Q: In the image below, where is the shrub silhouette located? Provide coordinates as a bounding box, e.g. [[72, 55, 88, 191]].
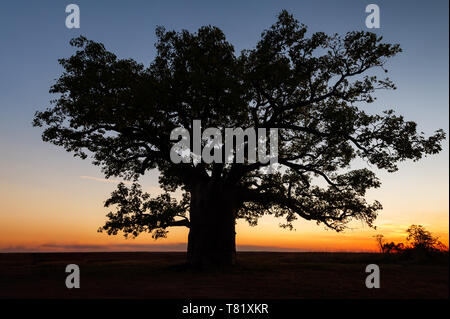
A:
[[375, 225, 448, 263], [406, 225, 446, 253]]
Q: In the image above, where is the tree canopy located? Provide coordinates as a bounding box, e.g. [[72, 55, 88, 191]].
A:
[[33, 10, 445, 240]]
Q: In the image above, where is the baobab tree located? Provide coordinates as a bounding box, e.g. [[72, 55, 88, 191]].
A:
[[33, 11, 445, 267]]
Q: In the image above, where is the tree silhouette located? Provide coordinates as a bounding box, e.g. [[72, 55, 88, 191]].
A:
[[406, 225, 446, 252], [374, 234, 386, 253], [33, 11, 445, 267]]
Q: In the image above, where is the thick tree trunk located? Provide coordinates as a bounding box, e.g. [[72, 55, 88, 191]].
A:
[[187, 180, 237, 268]]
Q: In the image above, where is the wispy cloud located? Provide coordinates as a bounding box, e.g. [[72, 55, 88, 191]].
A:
[[80, 176, 132, 185], [79, 176, 162, 195], [0, 245, 42, 252], [40, 242, 188, 251], [0, 243, 187, 252], [0, 243, 324, 253]]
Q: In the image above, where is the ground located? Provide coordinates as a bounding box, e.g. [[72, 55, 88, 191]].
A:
[[0, 252, 448, 298]]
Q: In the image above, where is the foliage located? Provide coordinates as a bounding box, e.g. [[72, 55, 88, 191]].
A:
[[406, 224, 447, 252], [33, 11, 445, 239], [374, 225, 448, 263]]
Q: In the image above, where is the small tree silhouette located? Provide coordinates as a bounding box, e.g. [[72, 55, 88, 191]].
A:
[[381, 241, 404, 254], [373, 234, 385, 253], [374, 225, 448, 262], [406, 225, 446, 252]]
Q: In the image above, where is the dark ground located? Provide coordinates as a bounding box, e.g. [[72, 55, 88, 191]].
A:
[[0, 252, 448, 298]]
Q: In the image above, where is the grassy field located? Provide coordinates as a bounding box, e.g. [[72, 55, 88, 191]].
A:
[[0, 252, 448, 299]]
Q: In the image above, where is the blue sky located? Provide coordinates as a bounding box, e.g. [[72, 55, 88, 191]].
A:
[[1, 0, 448, 145]]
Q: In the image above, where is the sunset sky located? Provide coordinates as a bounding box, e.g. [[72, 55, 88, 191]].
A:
[[0, 0, 448, 252]]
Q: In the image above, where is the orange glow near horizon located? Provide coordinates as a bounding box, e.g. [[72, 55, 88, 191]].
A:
[[0, 154, 448, 253], [1, 181, 448, 252]]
